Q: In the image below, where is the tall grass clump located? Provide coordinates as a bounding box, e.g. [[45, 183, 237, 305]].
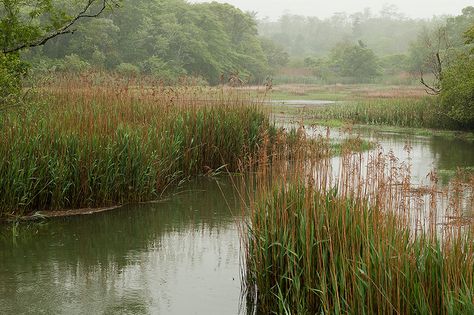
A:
[[0, 74, 271, 218], [312, 97, 465, 130], [243, 131, 474, 314]]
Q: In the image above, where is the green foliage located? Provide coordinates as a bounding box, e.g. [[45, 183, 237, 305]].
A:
[[0, 0, 116, 53], [140, 55, 186, 83], [28, 0, 274, 84], [59, 54, 90, 72], [379, 54, 409, 75], [446, 6, 474, 46], [305, 42, 381, 82], [467, 25, 474, 42], [466, 24, 474, 51], [259, 37, 289, 72], [330, 42, 381, 80], [408, 7, 474, 75], [115, 62, 139, 77], [259, 8, 433, 57], [440, 54, 474, 128], [0, 52, 28, 102]]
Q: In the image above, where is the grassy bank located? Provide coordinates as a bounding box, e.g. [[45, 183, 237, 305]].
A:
[[266, 84, 472, 132], [0, 76, 270, 218], [309, 97, 468, 131], [243, 138, 474, 314]]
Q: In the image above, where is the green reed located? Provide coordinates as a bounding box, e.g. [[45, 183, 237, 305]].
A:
[[0, 77, 270, 217], [311, 97, 463, 130], [243, 131, 474, 315]]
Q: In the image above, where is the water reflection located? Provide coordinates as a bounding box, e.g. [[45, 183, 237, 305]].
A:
[[0, 178, 244, 315], [296, 124, 474, 185]]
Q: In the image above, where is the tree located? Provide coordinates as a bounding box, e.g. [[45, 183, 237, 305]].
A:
[[0, 52, 28, 104], [417, 27, 451, 95], [411, 7, 474, 95], [0, 0, 118, 103], [466, 24, 474, 48], [329, 41, 381, 81], [440, 54, 474, 128], [260, 37, 289, 72]]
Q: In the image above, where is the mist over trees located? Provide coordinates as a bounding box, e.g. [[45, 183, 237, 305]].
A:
[[2, 1, 473, 99], [19, 0, 285, 84], [258, 5, 438, 58]]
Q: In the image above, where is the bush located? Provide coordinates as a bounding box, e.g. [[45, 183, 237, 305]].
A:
[[59, 54, 91, 73], [116, 63, 140, 77], [0, 53, 29, 103], [140, 56, 186, 83], [441, 54, 474, 129]]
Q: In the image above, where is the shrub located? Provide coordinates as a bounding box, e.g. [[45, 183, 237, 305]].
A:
[[116, 63, 140, 77], [140, 56, 186, 83], [441, 54, 474, 129], [0, 53, 29, 103], [59, 54, 91, 73]]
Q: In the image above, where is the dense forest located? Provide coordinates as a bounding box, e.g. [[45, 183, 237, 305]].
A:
[[13, 0, 288, 84], [2, 2, 473, 87], [1, 2, 473, 127]]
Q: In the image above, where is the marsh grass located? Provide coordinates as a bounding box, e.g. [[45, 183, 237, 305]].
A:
[[242, 127, 474, 314], [0, 74, 271, 217], [309, 97, 466, 130]]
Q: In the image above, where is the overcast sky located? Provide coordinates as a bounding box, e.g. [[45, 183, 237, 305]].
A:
[[190, 0, 473, 20]]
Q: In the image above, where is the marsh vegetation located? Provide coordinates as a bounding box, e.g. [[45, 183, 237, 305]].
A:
[[1, 1, 473, 314]]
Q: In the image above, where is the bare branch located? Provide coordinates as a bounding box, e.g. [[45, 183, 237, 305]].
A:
[[420, 71, 441, 95], [2, 0, 117, 54]]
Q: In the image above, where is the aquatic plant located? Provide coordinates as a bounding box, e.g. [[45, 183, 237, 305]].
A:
[[243, 129, 474, 314], [0, 74, 270, 217]]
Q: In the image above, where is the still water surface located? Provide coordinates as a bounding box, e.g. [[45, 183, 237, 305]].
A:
[[0, 179, 244, 315], [0, 120, 473, 314]]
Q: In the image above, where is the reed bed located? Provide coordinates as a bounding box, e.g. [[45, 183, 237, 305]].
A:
[[242, 127, 474, 314], [0, 74, 271, 217], [311, 97, 463, 130]]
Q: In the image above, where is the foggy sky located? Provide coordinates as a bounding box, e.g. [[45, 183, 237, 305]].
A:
[[190, 0, 473, 20]]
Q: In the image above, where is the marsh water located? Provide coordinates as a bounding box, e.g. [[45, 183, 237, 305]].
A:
[[1, 108, 474, 314], [0, 179, 245, 315]]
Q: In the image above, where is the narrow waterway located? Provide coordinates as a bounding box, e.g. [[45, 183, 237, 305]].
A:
[[1, 104, 473, 314]]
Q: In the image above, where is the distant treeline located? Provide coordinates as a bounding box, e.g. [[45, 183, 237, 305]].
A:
[[258, 6, 438, 57], [259, 6, 474, 83], [13, 3, 474, 87], [24, 0, 288, 84]]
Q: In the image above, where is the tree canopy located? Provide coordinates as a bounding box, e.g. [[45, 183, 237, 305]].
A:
[[23, 0, 284, 84]]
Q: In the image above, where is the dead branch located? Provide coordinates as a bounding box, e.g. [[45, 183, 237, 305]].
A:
[[420, 71, 441, 95]]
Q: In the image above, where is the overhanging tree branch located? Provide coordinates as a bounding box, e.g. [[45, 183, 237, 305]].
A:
[[2, 0, 119, 54]]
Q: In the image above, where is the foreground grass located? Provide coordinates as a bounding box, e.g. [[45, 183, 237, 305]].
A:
[[246, 184, 474, 314], [243, 136, 474, 314], [0, 77, 270, 218]]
